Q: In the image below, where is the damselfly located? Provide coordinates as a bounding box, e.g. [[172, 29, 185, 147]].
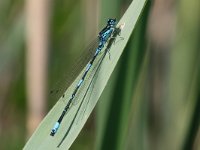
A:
[[50, 18, 123, 136]]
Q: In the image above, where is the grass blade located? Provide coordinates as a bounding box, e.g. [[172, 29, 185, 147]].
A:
[[23, 0, 147, 149]]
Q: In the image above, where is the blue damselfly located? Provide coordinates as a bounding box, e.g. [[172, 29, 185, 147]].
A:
[[50, 19, 125, 136]]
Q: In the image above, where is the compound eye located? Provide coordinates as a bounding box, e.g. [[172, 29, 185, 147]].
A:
[[107, 18, 116, 26]]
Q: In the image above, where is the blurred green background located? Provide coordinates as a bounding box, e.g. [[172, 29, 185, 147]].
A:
[[0, 0, 199, 150]]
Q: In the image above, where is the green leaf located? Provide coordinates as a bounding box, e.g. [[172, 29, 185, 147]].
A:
[[23, 0, 147, 149]]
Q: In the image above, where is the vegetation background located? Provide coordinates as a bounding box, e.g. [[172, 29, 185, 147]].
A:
[[0, 0, 199, 150]]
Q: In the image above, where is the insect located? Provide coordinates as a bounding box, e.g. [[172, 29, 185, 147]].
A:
[[50, 18, 119, 136]]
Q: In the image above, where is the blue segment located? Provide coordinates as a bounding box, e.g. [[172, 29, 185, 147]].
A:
[[50, 122, 60, 136], [53, 122, 60, 130], [77, 79, 83, 87], [86, 63, 92, 71], [103, 30, 111, 38], [94, 50, 99, 55]]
